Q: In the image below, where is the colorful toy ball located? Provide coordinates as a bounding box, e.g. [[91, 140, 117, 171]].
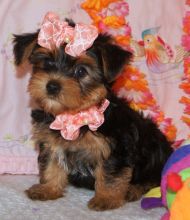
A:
[[141, 144, 190, 220], [161, 144, 190, 220]]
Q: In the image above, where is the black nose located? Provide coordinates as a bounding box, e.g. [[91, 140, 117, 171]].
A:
[[46, 81, 61, 95]]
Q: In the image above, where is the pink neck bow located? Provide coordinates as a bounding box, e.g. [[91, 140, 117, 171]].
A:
[[50, 99, 110, 141], [38, 12, 98, 57]]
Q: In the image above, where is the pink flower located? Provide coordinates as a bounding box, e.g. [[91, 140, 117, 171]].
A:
[[99, 1, 129, 18], [98, 21, 109, 33], [158, 118, 173, 132], [186, 0, 190, 6], [182, 35, 190, 50], [184, 105, 190, 114], [109, 1, 129, 17], [103, 24, 131, 38], [124, 24, 131, 35]]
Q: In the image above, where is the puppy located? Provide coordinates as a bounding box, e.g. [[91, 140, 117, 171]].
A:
[[13, 12, 172, 211]]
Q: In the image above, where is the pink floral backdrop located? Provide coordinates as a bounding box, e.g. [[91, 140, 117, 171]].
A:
[[0, 0, 190, 174]]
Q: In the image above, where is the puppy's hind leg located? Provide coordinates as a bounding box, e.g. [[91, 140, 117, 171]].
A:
[[88, 166, 132, 211], [125, 183, 157, 202]]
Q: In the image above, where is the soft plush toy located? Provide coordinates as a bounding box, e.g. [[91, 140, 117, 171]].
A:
[[141, 144, 190, 220]]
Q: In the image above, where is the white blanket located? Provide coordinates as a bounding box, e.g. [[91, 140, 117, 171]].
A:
[[0, 175, 165, 220]]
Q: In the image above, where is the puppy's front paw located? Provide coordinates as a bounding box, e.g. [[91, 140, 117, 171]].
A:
[[88, 196, 125, 211], [25, 184, 63, 201]]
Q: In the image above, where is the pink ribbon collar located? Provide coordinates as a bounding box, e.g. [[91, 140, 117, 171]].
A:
[[50, 99, 110, 141], [38, 12, 98, 57]]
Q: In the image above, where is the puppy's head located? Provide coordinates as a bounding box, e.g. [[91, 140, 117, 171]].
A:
[[13, 22, 132, 115]]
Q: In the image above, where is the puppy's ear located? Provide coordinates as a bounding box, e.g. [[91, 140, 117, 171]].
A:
[[13, 32, 38, 66], [93, 35, 132, 82], [101, 43, 132, 82]]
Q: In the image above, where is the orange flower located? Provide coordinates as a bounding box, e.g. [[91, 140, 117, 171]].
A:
[[180, 96, 190, 104], [103, 16, 125, 28], [142, 98, 156, 107], [184, 57, 190, 77], [129, 103, 140, 111], [183, 12, 190, 34], [115, 35, 131, 46], [155, 112, 165, 124], [179, 82, 190, 94], [165, 126, 177, 142], [124, 80, 147, 92], [181, 115, 190, 126], [113, 66, 148, 92], [81, 0, 117, 12]]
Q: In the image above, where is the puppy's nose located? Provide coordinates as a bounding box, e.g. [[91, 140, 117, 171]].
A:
[[46, 81, 61, 95]]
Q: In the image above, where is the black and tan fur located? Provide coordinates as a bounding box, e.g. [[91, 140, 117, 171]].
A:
[[13, 23, 173, 211]]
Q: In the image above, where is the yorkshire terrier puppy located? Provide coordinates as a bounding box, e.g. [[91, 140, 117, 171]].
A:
[[13, 12, 172, 211]]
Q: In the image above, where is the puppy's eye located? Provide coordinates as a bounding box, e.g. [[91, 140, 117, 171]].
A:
[[44, 58, 56, 68], [74, 66, 88, 78]]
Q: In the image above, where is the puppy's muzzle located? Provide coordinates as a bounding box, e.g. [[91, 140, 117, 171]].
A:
[[46, 80, 61, 95]]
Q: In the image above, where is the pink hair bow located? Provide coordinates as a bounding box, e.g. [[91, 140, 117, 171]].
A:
[[38, 12, 98, 57], [50, 99, 110, 141]]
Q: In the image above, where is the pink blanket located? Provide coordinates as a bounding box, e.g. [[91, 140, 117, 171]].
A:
[[0, 0, 189, 174]]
